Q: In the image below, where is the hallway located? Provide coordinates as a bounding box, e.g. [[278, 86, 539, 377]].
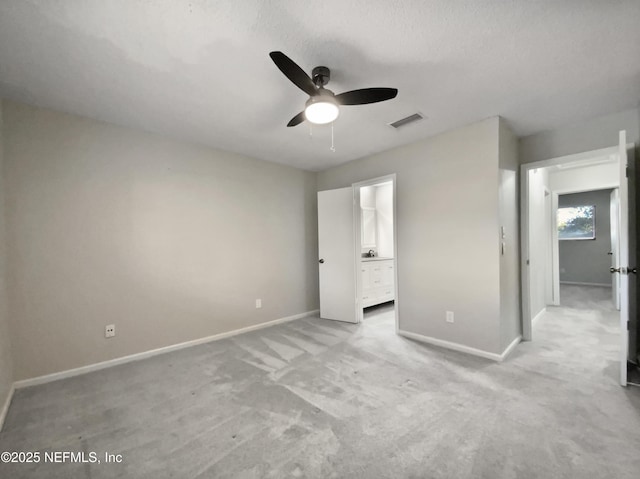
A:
[[514, 285, 623, 387]]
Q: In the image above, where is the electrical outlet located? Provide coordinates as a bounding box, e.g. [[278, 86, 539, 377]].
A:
[[446, 311, 454, 323], [255, 299, 262, 309], [105, 324, 115, 338]]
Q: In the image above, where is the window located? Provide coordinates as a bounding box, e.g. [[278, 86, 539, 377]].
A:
[[557, 205, 595, 240]]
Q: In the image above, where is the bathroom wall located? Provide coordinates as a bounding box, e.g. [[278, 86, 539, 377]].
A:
[[360, 185, 377, 255], [360, 184, 393, 257], [375, 183, 394, 258]]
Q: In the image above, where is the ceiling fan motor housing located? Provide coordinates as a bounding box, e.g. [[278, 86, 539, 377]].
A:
[[268, 51, 398, 127], [312, 66, 330, 87]]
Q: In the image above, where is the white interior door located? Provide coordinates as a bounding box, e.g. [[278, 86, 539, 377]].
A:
[[616, 131, 629, 386], [318, 188, 357, 323], [610, 189, 620, 310]]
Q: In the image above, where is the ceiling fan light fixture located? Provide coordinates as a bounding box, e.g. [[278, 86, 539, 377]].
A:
[[304, 96, 339, 125]]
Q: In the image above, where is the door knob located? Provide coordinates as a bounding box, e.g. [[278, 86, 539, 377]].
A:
[[630, 267, 637, 275], [610, 267, 621, 273], [607, 251, 613, 255], [319, 259, 325, 264]]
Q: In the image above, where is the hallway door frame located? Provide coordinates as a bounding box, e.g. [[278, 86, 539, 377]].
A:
[[521, 134, 635, 387], [521, 145, 620, 341]]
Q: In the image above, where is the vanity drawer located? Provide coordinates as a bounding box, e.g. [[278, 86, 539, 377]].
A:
[[376, 287, 395, 303], [361, 259, 394, 307]]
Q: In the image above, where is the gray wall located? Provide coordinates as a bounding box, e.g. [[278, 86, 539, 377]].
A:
[[319, 117, 505, 355], [558, 189, 612, 285], [498, 119, 522, 350], [558, 189, 613, 286], [0, 102, 14, 418], [519, 108, 639, 165], [3, 100, 319, 381]]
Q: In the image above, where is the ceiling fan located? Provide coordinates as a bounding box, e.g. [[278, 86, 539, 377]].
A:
[[269, 51, 398, 127]]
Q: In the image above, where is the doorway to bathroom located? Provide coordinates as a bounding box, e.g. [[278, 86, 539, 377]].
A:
[[353, 175, 398, 331], [316, 174, 398, 329]]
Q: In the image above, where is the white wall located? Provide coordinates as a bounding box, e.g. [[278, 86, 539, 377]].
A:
[[319, 117, 504, 354], [3, 100, 319, 381], [360, 185, 376, 255], [375, 183, 394, 258], [0, 102, 14, 420], [360, 186, 376, 208], [498, 119, 521, 350], [360, 184, 393, 258], [549, 162, 619, 193], [528, 168, 551, 319]]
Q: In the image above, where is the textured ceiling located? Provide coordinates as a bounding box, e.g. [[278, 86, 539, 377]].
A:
[[1, 1, 639, 171]]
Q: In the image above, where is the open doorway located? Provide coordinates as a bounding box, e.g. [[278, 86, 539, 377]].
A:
[[521, 132, 637, 386], [556, 189, 617, 295], [316, 174, 398, 331], [353, 175, 398, 331]]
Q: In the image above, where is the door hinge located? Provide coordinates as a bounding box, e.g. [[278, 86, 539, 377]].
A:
[[628, 320, 631, 331], [626, 166, 629, 178]]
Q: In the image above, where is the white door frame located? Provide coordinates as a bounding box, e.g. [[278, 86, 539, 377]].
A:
[[550, 191, 560, 306], [610, 189, 621, 310], [352, 174, 399, 332], [520, 145, 619, 341], [543, 187, 555, 306], [616, 131, 630, 386]]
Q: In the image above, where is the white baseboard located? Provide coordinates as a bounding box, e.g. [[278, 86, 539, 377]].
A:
[[560, 281, 611, 288], [398, 330, 520, 362], [0, 383, 15, 432], [532, 308, 546, 327], [397, 330, 497, 360], [500, 335, 522, 361], [14, 309, 319, 389]]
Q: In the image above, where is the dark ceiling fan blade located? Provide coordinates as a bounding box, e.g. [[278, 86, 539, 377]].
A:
[[269, 51, 318, 97], [335, 88, 398, 105], [287, 111, 305, 127]]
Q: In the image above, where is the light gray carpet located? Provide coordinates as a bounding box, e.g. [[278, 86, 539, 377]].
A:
[[1, 289, 639, 478]]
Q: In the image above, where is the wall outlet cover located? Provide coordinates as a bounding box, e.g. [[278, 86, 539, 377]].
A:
[[446, 311, 454, 323], [105, 324, 115, 338], [255, 299, 262, 309]]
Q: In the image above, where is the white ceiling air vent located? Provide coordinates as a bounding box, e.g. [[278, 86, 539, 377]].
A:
[[388, 113, 424, 129]]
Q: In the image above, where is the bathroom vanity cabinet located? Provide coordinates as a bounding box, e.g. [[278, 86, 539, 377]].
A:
[[361, 258, 395, 308]]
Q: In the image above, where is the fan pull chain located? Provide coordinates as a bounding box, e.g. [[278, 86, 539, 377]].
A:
[[330, 122, 336, 152]]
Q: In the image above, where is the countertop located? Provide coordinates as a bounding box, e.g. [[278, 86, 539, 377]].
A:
[[361, 257, 394, 262]]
